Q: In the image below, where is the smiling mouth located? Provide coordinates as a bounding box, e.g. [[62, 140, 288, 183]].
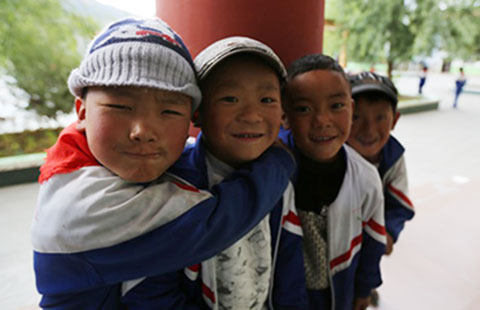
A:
[[232, 133, 265, 139], [357, 138, 378, 146], [310, 135, 335, 143]]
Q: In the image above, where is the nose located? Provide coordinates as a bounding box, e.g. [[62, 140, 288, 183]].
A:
[[237, 103, 263, 123], [312, 111, 331, 128], [357, 118, 374, 135], [129, 118, 158, 143]]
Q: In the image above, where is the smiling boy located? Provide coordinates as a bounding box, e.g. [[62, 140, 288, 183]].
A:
[[280, 54, 386, 310], [347, 71, 414, 256], [126, 36, 307, 310]]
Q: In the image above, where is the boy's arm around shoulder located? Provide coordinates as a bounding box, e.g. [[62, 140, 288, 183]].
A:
[[121, 270, 205, 310], [383, 155, 415, 242], [31, 145, 296, 296], [355, 165, 386, 298], [269, 182, 308, 310]]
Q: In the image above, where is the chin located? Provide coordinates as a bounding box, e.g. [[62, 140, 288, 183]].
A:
[[230, 153, 263, 166], [120, 170, 162, 184]]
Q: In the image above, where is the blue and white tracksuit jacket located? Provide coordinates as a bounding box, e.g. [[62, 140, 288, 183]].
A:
[[122, 134, 308, 309], [279, 129, 387, 310], [378, 136, 414, 242], [30, 122, 295, 310]]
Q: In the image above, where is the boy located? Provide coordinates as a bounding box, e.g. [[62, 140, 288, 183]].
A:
[[122, 36, 307, 310], [31, 18, 297, 309], [453, 67, 467, 108], [280, 54, 386, 310], [347, 71, 415, 256]]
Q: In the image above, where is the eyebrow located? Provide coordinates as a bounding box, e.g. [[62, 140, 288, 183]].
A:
[[104, 88, 134, 97], [327, 92, 349, 99], [288, 91, 349, 102], [155, 93, 190, 105], [214, 81, 279, 92], [257, 82, 280, 92]]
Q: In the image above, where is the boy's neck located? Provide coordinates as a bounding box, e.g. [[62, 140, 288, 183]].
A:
[[365, 152, 382, 165], [295, 148, 347, 209], [298, 149, 345, 172]]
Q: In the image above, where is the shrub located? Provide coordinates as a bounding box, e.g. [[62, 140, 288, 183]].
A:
[[0, 128, 62, 157]]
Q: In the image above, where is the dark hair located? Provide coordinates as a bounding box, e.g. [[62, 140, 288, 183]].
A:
[[287, 54, 348, 83], [81, 87, 89, 99]]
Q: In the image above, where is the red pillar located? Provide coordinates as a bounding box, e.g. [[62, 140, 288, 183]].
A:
[[156, 0, 325, 137], [156, 0, 325, 67]]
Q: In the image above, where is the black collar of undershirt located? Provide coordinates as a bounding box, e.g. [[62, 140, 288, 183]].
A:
[[294, 148, 347, 214]]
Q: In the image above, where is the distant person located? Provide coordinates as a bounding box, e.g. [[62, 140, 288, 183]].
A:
[[418, 65, 428, 94], [30, 17, 296, 309], [347, 71, 415, 306], [453, 67, 467, 108], [280, 54, 386, 310]]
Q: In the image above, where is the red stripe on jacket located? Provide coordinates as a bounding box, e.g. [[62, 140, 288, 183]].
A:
[[364, 219, 387, 236], [202, 282, 216, 304], [387, 183, 414, 208], [330, 234, 363, 269], [172, 181, 200, 193], [282, 211, 301, 226]]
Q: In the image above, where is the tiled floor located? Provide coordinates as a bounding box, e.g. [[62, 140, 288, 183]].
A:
[[1, 72, 479, 309]]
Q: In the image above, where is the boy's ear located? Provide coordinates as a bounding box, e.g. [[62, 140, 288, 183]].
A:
[[75, 97, 87, 132], [392, 111, 400, 130], [282, 113, 290, 129]]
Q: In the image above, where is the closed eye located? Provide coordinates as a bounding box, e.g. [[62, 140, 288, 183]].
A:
[[105, 104, 132, 111], [162, 110, 185, 116]]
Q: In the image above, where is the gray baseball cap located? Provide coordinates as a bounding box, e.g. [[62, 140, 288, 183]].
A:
[[194, 36, 287, 82]]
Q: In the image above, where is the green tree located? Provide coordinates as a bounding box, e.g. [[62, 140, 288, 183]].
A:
[[0, 0, 98, 118], [326, 0, 480, 77]]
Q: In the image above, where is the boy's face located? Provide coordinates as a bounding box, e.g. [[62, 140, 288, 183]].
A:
[[76, 86, 192, 183], [198, 56, 282, 167], [284, 69, 353, 162], [347, 97, 400, 163]]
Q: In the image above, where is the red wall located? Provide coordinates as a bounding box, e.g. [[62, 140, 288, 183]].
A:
[[156, 0, 325, 68]]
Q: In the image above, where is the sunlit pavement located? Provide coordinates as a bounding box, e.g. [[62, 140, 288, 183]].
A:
[[375, 72, 480, 310], [1, 72, 479, 310], [1, 182, 40, 309]]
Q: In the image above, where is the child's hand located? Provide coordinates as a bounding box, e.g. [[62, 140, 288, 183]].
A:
[[353, 296, 371, 310], [385, 232, 394, 255]]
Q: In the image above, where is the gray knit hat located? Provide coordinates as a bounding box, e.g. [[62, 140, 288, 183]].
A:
[[194, 36, 286, 82], [68, 17, 201, 111]]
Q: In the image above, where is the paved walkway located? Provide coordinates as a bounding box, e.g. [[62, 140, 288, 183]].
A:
[[1, 72, 479, 309], [373, 72, 480, 310]]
